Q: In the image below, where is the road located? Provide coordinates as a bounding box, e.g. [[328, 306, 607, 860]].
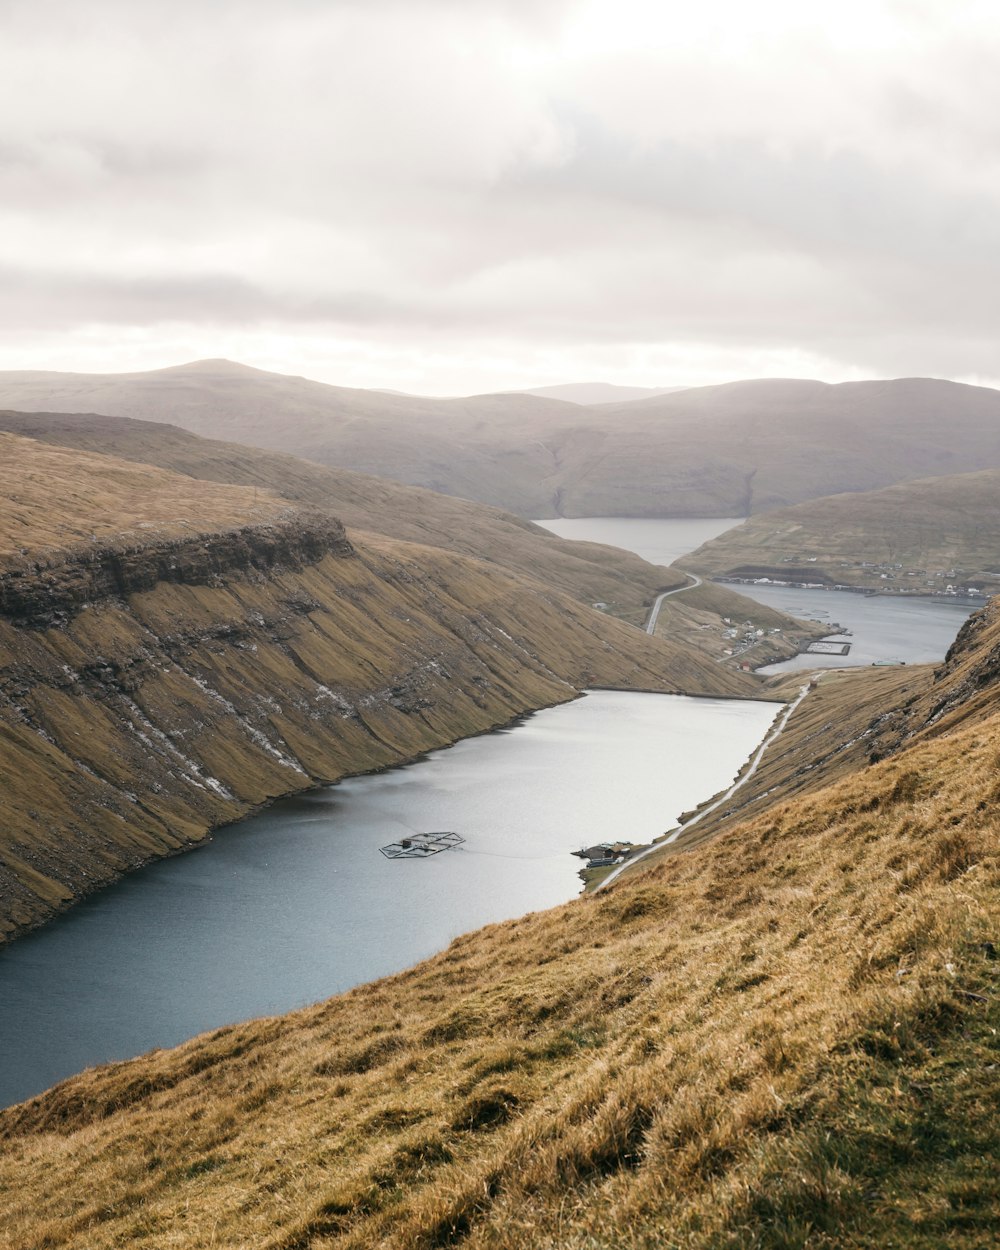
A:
[[645, 572, 703, 634], [595, 680, 813, 891]]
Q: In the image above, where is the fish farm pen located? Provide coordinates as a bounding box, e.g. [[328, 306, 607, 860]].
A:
[[380, 832, 465, 859]]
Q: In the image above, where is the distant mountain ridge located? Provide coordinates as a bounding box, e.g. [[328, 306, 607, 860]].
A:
[[1, 361, 999, 517], [514, 382, 687, 404]]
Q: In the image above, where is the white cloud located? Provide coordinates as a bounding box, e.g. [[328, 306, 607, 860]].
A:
[[1, 0, 999, 391]]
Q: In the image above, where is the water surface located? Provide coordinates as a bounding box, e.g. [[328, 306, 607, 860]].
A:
[[538, 517, 976, 672], [725, 583, 975, 674], [535, 517, 742, 568], [0, 690, 776, 1108]]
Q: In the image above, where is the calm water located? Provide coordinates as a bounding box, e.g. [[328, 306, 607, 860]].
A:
[[535, 517, 742, 567], [0, 690, 776, 1108], [540, 518, 976, 673], [725, 583, 975, 674]]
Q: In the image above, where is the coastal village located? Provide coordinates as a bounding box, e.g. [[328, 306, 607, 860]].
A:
[[717, 558, 990, 597]]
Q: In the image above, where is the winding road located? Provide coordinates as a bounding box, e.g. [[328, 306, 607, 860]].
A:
[[645, 572, 703, 634], [595, 680, 813, 891]]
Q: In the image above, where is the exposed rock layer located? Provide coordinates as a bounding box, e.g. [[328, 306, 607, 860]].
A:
[[0, 513, 754, 942], [0, 512, 351, 626]]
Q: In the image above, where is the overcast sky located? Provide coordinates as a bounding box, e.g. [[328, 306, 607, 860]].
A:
[[3, 0, 999, 393]]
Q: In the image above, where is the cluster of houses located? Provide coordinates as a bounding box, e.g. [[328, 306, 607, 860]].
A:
[[720, 618, 784, 659]]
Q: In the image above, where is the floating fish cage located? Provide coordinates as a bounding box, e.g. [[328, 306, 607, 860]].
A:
[[805, 640, 851, 656], [380, 831, 465, 859]]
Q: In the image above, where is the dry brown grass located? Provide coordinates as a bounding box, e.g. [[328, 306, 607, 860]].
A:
[[658, 664, 929, 853], [1, 701, 997, 1249], [0, 411, 682, 620], [0, 431, 287, 561]]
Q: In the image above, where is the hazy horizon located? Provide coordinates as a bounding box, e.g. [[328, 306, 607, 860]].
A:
[[5, 355, 998, 404]]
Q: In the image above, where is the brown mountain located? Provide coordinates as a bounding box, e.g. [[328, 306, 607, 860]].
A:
[[0, 359, 577, 515], [3, 363, 1000, 517], [0, 408, 830, 667], [0, 408, 683, 623]]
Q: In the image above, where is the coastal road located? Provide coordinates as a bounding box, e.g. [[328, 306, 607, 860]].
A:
[[595, 680, 813, 891], [645, 572, 703, 634]]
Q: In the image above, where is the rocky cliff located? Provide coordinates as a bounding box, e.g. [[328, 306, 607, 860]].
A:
[[0, 511, 351, 626]]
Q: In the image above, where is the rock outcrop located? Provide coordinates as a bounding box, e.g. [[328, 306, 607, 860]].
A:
[[0, 512, 352, 627]]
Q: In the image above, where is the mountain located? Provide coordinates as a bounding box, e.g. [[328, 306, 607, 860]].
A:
[[3, 364, 1000, 517], [0, 359, 580, 515], [0, 431, 757, 942], [0, 408, 684, 625], [681, 468, 1000, 594], [0, 408, 826, 665], [515, 382, 687, 404], [554, 375, 1000, 517], [2, 589, 997, 1247]]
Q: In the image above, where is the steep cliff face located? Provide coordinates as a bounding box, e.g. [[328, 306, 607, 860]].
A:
[[0, 501, 756, 942], [860, 596, 1000, 754], [0, 511, 351, 626]]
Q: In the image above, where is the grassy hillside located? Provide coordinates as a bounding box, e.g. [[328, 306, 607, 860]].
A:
[[1, 640, 997, 1247], [625, 592, 1000, 869], [0, 435, 755, 941], [1, 409, 827, 656], [864, 595, 1000, 751], [682, 468, 1000, 594], [656, 665, 929, 854], [0, 410, 683, 624], [3, 363, 1000, 517], [0, 431, 288, 559]]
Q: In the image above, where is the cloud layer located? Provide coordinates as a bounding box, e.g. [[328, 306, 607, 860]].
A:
[[3, 0, 999, 391]]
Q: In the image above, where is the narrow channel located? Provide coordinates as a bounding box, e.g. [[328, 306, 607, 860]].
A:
[[0, 689, 777, 1108]]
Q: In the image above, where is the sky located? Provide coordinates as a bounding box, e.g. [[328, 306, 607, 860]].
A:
[[3, 0, 1000, 394]]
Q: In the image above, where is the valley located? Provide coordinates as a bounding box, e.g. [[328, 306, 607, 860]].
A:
[[1, 589, 997, 1249], [8, 8, 1000, 1246], [0, 370, 997, 1250]]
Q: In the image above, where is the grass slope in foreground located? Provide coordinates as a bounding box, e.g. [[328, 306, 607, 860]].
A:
[[1, 621, 997, 1247]]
